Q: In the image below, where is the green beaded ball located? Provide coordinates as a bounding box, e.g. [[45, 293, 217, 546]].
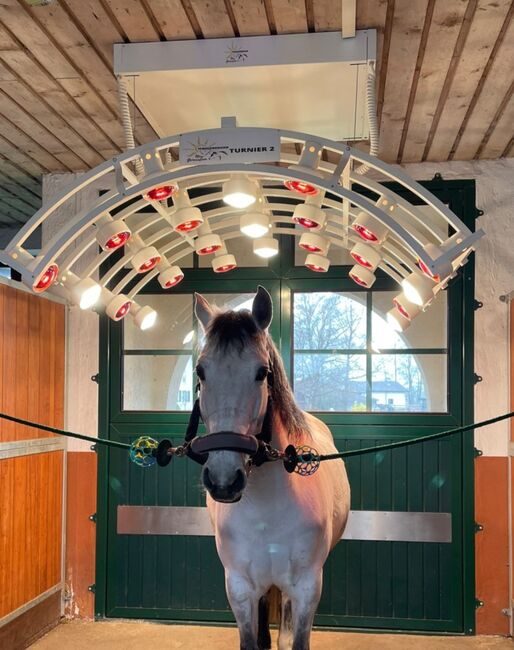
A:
[[130, 436, 158, 468]]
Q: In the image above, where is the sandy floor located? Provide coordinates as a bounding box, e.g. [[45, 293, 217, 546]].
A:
[[30, 620, 512, 649]]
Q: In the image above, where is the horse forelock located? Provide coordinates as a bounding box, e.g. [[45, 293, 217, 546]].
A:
[[201, 310, 308, 440]]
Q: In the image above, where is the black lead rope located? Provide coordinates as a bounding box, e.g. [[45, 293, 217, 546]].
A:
[[1, 409, 514, 476]]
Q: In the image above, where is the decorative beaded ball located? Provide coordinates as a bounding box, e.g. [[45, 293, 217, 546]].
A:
[[130, 436, 158, 468], [294, 445, 321, 476]]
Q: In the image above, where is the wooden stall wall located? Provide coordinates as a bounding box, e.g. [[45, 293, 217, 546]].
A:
[[0, 283, 65, 649]]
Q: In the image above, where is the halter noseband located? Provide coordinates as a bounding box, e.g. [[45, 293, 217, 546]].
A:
[[155, 371, 275, 468]]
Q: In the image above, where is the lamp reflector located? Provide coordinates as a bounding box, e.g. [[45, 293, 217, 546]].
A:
[[349, 264, 376, 288], [195, 234, 222, 256], [131, 246, 161, 273], [292, 204, 326, 230], [350, 242, 381, 271], [158, 265, 184, 289], [212, 254, 237, 273], [173, 206, 203, 233], [144, 185, 177, 202], [352, 212, 388, 245], [299, 232, 329, 255], [284, 180, 319, 196], [33, 263, 59, 293], [106, 294, 132, 321], [96, 220, 131, 251], [305, 253, 329, 273]]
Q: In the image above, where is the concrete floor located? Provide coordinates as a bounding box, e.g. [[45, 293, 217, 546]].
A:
[[31, 621, 512, 649]]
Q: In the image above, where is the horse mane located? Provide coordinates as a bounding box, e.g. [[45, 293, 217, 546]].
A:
[[203, 309, 307, 440]]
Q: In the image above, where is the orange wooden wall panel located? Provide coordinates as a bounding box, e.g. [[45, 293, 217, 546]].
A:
[[0, 285, 65, 442], [0, 451, 63, 618]]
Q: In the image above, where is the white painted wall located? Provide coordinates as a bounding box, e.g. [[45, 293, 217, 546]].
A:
[[42, 158, 513, 455], [403, 158, 514, 457]]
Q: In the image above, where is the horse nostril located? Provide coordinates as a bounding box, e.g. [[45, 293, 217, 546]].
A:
[[203, 467, 214, 490], [230, 469, 246, 493]]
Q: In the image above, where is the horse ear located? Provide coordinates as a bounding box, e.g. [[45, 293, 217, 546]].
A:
[[195, 293, 214, 332], [252, 286, 273, 331]]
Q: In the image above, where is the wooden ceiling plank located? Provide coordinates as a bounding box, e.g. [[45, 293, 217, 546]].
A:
[[0, 196, 36, 218], [270, 0, 308, 34], [188, 0, 235, 37], [0, 174, 40, 211], [0, 133, 47, 177], [480, 91, 514, 158], [377, 0, 429, 163], [0, 151, 41, 186], [0, 58, 104, 168], [0, 2, 127, 152], [313, 0, 341, 32], [101, 0, 162, 41], [0, 49, 121, 159], [475, 78, 514, 158], [0, 122, 66, 173], [426, 0, 512, 162], [400, 0, 467, 163], [452, 7, 514, 160], [0, 159, 41, 197], [142, 0, 198, 39], [50, 0, 157, 145], [229, 0, 270, 36], [0, 205, 28, 226], [0, 90, 88, 171]]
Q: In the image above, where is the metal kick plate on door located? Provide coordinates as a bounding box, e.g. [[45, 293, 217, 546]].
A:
[[117, 506, 452, 543]]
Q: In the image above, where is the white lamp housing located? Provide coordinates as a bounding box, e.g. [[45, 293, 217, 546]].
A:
[[172, 206, 203, 234], [96, 219, 132, 251], [253, 237, 279, 258], [70, 277, 102, 310], [158, 265, 184, 289], [393, 293, 421, 321], [195, 233, 222, 255], [350, 242, 382, 271], [352, 211, 388, 245], [401, 271, 435, 307], [293, 203, 326, 230], [212, 253, 237, 273], [298, 232, 330, 255], [349, 264, 376, 288], [223, 178, 258, 209], [132, 304, 158, 330], [305, 253, 330, 273], [131, 246, 161, 273], [240, 212, 270, 238], [106, 294, 132, 321], [386, 308, 410, 332]]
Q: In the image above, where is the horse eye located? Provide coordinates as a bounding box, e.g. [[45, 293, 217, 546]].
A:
[[196, 365, 206, 381], [255, 366, 268, 382]]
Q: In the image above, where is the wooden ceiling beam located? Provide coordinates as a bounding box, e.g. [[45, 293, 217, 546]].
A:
[[399, 0, 468, 164], [228, 0, 270, 36], [271, 0, 308, 34], [263, 0, 277, 35], [482, 92, 514, 158], [0, 115, 71, 172], [178, 0, 205, 38], [451, 3, 514, 160], [187, 0, 235, 38], [141, 0, 198, 39], [426, 0, 512, 162], [377, 0, 429, 163], [448, 1, 514, 159], [475, 78, 514, 158]]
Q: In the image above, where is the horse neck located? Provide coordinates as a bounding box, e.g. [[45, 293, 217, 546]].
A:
[[270, 413, 291, 450]]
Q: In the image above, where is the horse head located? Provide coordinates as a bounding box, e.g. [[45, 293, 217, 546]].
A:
[[194, 286, 273, 503]]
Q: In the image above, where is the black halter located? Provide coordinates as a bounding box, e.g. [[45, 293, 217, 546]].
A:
[[155, 373, 275, 468]]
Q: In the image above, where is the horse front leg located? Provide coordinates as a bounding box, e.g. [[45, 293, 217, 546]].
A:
[[225, 571, 261, 650], [288, 571, 323, 650]]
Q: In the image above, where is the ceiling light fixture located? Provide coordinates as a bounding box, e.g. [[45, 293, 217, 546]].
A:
[[157, 264, 184, 289], [401, 271, 435, 307], [212, 252, 237, 273], [32, 263, 59, 293], [293, 196, 326, 230], [305, 253, 329, 273], [131, 246, 162, 273], [69, 276, 102, 310], [195, 233, 222, 256], [284, 140, 324, 196], [352, 211, 388, 245], [171, 190, 203, 233], [298, 232, 330, 255], [350, 242, 381, 271], [106, 294, 132, 321], [144, 184, 178, 202], [393, 293, 421, 321], [240, 212, 269, 238], [386, 308, 410, 332], [349, 264, 376, 288], [132, 304, 158, 330], [223, 178, 258, 209], [253, 237, 279, 258], [95, 218, 131, 251]]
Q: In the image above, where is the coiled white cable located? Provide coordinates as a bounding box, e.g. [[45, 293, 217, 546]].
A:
[[355, 61, 379, 176], [117, 76, 144, 175]]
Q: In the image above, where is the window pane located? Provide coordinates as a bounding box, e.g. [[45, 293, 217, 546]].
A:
[[124, 294, 193, 350], [372, 290, 447, 350], [203, 293, 254, 311], [294, 292, 367, 350], [123, 355, 193, 411], [371, 354, 447, 412], [294, 353, 367, 411]]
